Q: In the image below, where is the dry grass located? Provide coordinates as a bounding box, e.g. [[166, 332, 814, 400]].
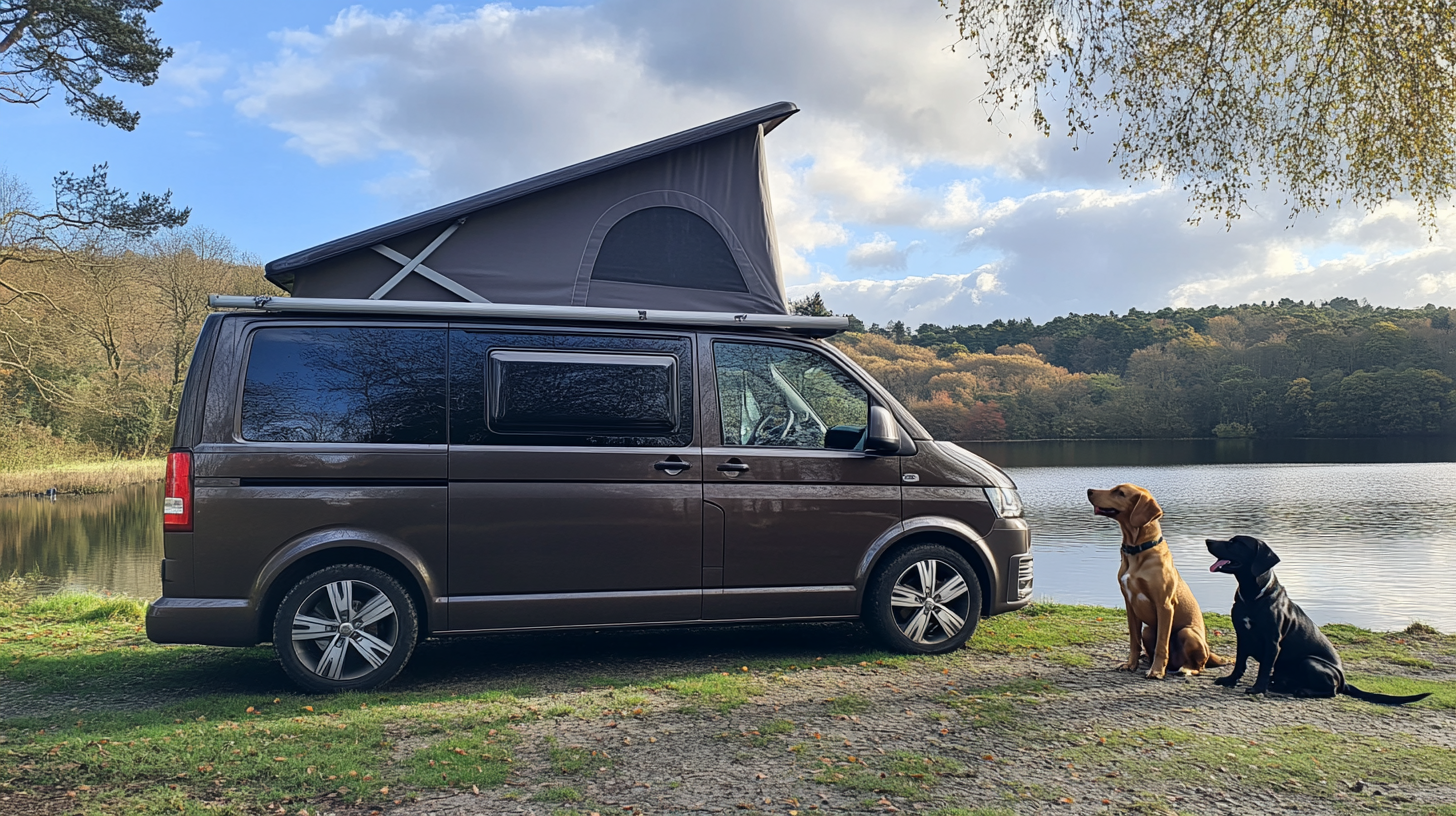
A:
[[0, 458, 165, 495]]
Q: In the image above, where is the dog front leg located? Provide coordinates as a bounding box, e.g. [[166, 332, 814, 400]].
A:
[[1247, 641, 1279, 695], [1119, 605, 1142, 671], [1146, 601, 1175, 679], [1214, 636, 1249, 687]]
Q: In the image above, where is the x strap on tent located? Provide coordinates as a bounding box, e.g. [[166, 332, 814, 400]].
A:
[[368, 218, 489, 302]]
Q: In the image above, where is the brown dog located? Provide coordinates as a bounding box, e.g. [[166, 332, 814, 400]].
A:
[[1086, 484, 1228, 679]]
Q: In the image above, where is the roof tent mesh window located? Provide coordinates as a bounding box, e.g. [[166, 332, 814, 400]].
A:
[[591, 206, 749, 292], [240, 327, 447, 444]]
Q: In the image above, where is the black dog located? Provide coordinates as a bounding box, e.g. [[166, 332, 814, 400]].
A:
[[1205, 535, 1430, 705]]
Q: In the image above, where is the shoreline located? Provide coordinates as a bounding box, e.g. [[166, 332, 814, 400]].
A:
[[0, 459, 165, 497]]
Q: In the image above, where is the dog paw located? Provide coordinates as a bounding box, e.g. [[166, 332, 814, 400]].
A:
[[1213, 676, 1238, 687], [1245, 686, 1267, 696], [1116, 660, 1139, 672], [1145, 669, 1166, 680]]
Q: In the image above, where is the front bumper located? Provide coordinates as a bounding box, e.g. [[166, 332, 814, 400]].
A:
[[985, 518, 1033, 615], [146, 597, 258, 647]]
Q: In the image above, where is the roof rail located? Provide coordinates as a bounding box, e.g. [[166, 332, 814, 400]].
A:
[[208, 295, 848, 336]]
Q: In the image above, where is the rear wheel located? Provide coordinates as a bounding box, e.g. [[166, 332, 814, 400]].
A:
[[272, 564, 418, 692], [865, 543, 981, 654]]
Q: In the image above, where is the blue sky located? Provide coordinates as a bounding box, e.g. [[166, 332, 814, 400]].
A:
[[4, 1, 1453, 325]]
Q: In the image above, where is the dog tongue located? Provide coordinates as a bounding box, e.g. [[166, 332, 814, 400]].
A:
[[1210, 559, 1232, 573]]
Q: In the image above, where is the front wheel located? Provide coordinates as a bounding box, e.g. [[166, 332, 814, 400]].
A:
[[272, 564, 418, 692], [865, 544, 982, 654]]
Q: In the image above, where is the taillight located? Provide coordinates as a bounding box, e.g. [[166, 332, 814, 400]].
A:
[[164, 450, 193, 532]]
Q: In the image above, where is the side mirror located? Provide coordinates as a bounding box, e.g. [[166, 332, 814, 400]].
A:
[[865, 406, 902, 454]]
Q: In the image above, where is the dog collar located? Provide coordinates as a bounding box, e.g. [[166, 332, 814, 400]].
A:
[[1122, 536, 1165, 555]]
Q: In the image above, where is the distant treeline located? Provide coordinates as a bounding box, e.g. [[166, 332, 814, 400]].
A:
[[821, 296, 1456, 440]]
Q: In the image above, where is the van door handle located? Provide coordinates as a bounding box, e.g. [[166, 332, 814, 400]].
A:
[[654, 459, 692, 474], [716, 462, 751, 472]]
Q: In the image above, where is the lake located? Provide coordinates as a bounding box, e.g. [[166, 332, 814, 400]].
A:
[[3, 439, 1453, 632], [968, 439, 1456, 632]]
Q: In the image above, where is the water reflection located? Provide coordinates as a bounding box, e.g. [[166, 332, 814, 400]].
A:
[[0, 482, 162, 599]]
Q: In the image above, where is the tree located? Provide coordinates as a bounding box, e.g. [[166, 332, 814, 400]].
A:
[[788, 291, 832, 317], [0, 0, 170, 130], [941, 1, 1456, 227]]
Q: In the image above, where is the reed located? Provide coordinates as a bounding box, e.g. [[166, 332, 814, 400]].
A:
[[0, 459, 165, 496]]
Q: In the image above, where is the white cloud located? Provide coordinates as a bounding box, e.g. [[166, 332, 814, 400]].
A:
[[229, 0, 1456, 325], [789, 268, 1004, 326], [230, 1, 1060, 259], [847, 233, 923, 271], [159, 43, 230, 107]]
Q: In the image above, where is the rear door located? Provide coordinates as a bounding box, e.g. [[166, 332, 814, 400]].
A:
[[700, 337, 901, 620], [445, 327, 703, 631]]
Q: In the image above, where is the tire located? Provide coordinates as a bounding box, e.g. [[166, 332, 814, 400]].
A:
[[272, 564, 418, 692], [865, 543, 982, 655]]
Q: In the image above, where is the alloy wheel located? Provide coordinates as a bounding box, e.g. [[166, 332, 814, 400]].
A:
[[889, 559, 972, 645], [290, 579, 400, 681]]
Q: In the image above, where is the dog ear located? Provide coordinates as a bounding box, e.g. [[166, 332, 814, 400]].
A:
[[1126, 492, 1163, 529], [1251, 538, 1281, 575]]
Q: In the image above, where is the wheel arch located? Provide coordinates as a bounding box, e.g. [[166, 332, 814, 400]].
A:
[[856, 517, 998, 618], [251, 529, 437, 643]]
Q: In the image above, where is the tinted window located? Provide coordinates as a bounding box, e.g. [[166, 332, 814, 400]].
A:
[[592, 207, 749, 292], [241, 327, 446, 444], [489, 350, 678, 435], [714, 342, 868, 449], [451, 330, 694, 447]]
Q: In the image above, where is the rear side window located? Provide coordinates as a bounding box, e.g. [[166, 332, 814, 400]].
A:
[[241, 327, 447, 444], [452, 330, 693, 447]]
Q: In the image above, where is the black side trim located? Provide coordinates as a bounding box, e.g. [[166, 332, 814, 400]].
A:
[[239, 478, 448, 488]]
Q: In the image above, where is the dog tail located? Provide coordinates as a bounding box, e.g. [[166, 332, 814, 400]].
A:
[[1341, 683, 1432, 706], [1204, 651, 1233, 668]]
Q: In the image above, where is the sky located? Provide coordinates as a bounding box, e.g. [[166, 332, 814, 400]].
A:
[[4, 0, 1455, 327]]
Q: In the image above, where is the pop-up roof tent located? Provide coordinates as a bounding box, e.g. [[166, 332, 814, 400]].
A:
[[262, 101, 801, 316]]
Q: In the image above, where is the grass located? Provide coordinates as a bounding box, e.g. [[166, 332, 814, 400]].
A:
[[0, 458, 164, 495], [0, 586, 271, 695], [937, 678, 1063, 729], [660, 670, 761, 712], [1345, 673, 1456, 708], [548, 742, 611, 775], [813, 750, 963, 800], [1, 586, 1450, 814], [970, 602, 1131, 658], [825, 693, 872, 715], [1062, 723, 1456, 795]]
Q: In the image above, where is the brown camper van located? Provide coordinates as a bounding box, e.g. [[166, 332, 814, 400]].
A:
[[146, 103, 1032, 691]]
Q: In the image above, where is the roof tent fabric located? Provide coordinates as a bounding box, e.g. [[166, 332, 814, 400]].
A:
[[264, 102, 799, 314]]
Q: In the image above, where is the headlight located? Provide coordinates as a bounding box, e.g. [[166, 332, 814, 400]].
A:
[[985, 487, 1023, 519]]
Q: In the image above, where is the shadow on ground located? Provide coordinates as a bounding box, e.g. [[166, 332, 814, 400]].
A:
[[0, 621, 885, 719]]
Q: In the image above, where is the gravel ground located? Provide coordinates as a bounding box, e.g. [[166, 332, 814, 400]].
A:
[[385, 622, 1455, 816]]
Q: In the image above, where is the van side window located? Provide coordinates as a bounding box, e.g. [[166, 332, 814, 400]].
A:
[[240, 327, 447, 444], [488, 350, 678, 436], [713, 342, 869, 449], [451, 330, 693, 447]]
